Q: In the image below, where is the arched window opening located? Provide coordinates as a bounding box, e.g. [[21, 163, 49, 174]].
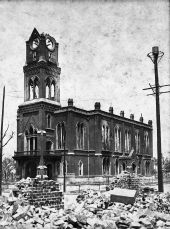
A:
[[125, 130, 131, 153], [132, 163, 136, 173], [46, 141, 53, 151], [135, 131, 140, 154], [115, 158, 119, 175], [60, 162, 63, 176], [29, 79, 34, 100], [122, 162, 126, 171], [144, 132, 149, 154], [24, 131, 28, 152], [51, 81, 55, 99], [56, 122, 65, 149], [102, 125, 105, 149], [76, 122, 85, 149], [145, 161, 150, 176], [102, 124, 110, 150], [34, 129, 37, 151], [102, 157, 110, 175], [46, 78, 51, 99], [60, 161, 68, 176], [34, 78, 39, 99], [115, 126, 121, 152], [25, 125, 37, 154], [118, 128, 121, 151], [47, 114, 51, 128], [78, 160, 83, 176]]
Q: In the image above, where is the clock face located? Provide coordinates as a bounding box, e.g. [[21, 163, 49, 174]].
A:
[[31, 38, 40, 50], [46, 38, 55, 51]]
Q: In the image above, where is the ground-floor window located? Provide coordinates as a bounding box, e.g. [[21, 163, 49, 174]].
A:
[[132, 162, 137, 173], [145, 161, 150, 176], [78, 160, 83, 176], [25, 161, 37, 178], [115, 158, 119, 175], [60, 161, 68, 176], [102, 157, 111, 175]]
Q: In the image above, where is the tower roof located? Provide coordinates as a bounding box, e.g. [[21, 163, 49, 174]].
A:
[[28, 28, 40, 41]]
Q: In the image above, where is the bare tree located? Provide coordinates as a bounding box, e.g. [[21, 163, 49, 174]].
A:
[[2, 157, 16, 183], [0, 124, 14, 195], [1, 124, 14, 149]]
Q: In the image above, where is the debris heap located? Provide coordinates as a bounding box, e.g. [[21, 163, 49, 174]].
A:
[[0, 189, 170, 228]]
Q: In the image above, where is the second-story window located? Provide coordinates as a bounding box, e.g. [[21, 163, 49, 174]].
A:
[[144, 131, 149, 153], [76, 122, 85, 149], [46, 141, 54, 151], [135, 131, 140, 154], [24, 125, 37, 152], [125, 129, 131, 153], [115, 126, 121, 152], [102, 124, 110, 150], [56, 122, 65, 149]]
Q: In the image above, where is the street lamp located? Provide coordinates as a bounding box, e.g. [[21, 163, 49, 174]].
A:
[[147, 46, 164, 192]]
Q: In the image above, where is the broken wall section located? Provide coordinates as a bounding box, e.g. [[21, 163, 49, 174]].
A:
[[17, 179, 64, 209]]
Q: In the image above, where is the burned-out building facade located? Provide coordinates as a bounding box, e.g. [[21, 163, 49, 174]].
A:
[[14, 29, 153, 181]]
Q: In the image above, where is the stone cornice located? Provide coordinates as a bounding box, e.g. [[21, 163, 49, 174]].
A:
[[19, 98, 60, 107], [23, 61, 61, 75], [18, 99, 61, 114], [54, 106, 153, 129]]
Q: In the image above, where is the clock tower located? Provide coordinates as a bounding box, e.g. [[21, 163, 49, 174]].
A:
[[24, 28, 60, 102], [14, 28, 61, 179]]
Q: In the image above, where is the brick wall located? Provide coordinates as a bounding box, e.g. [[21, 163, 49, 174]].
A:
[[18, 179, 64, 209]]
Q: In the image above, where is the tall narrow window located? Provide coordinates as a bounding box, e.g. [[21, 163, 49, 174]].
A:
[[24, 130, 29, 152], [46, 78, 51, 99], [34, 78, 39, 99], [60, 161, 67, 176], [125, 130, 131, 153], [25, 125, 37, 154], [76, 122, 85, 149], [56, 122, 65, 149], [115, 158, 119, 175], [115, 126, 121, 152], [29, 79, 34, 100], [144, 131, 149, 153], [47, 114, 51, 128], [102, 124, 110, 150], [102, 157, 110, 175], [118, 128, 121, 151], [135, 131, 140, 154], [78, 160, 83, 176], [51, 81, 55, 98]]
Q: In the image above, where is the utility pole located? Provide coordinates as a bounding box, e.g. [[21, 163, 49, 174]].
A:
[[144, 46, 170, 192], [63, 126, 66, 193], [0, 86, 5, 196]]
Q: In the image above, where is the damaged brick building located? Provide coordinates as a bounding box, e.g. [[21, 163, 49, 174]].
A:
[[14, 29, 153, 181]]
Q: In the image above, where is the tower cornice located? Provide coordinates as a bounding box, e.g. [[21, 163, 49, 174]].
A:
[[23, 61, 61, 75]]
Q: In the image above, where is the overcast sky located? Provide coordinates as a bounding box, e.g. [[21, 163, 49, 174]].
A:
[[0, 0, 169, 158]]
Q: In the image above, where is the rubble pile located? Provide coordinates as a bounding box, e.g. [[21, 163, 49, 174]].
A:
[[106, 172, 144, 191], [16, 178, 64, 209], [0, 189, 170, 228]]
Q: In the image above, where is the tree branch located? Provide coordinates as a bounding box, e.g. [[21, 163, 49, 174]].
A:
[[2, 124, 9, 139], [2, 131, 14, 147]]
